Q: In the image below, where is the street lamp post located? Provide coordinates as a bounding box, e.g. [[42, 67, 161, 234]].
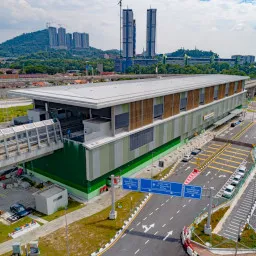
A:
[[65, 207, 70, 256], [151, 151, 154, 178], [204, 188, 213, 235], [235, 221, 243, 256], [109, 174, 117, 220]]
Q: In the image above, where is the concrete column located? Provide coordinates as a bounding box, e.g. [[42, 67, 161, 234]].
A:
[[45, 126, 50, 145], [14, 132, 21, 154], [45, 102, 49, 120], [35, 127, 41, 148], [111, 106, 115, 137], [25, 130, 31, 152], [52, 123, 58, 142]]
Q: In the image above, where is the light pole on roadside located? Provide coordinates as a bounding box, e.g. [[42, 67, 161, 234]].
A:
[[235, 221, 243, 256], [65, 206, 70, 256], [151, 151, 154, 178], [109, 174, 117, 219], [204, 188, 213, 235]]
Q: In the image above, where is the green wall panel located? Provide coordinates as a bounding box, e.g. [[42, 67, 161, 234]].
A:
[[26, 140, 87, 191]]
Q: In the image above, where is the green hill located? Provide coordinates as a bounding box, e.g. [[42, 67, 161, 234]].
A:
[[0, 29, 119, 58], [0, 30, 49, 57], [166, 48, 219, 58]]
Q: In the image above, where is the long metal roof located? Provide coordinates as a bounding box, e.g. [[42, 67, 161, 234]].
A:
[[9, 74, 248, 109]]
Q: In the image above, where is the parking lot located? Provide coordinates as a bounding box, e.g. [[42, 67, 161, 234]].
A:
[[169, 120, 255, 212]]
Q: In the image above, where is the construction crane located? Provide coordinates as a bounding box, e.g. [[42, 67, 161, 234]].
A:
[[118, 0, 122, 58]]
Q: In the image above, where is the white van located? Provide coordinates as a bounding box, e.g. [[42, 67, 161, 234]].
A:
[[223, 185, 235, 198]]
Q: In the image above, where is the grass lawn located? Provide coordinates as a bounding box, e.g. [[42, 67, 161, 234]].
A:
[[240, 224, 256, 248], [1, 192, 145, 256], [192, 207, 256, 249], [33, 199, 85, 222], [0, 104, 33, 122], [192, 207, 237, 248], [0, 217, 35, 244], [0, 155, 176, 255]]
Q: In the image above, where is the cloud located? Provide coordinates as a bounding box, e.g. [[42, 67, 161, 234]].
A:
[[0, 0, 256, 57]]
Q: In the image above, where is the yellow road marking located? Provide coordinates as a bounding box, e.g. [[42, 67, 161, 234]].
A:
[[208, 146, 221, 150], [211, 143, 222, 148], [227, 147, 250, 154], [204, 150, 216, 154], [199, 153, 210, 157], [190, 162, 198, 165], [215, 157, 241, 165], [208, 166, 233, 174], [212, 161, 237, 169], [220, 153, 245, 160], [224, 149, 248, 157]]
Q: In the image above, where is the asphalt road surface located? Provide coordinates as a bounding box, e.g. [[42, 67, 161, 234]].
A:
[[102, 122, 255, 256]]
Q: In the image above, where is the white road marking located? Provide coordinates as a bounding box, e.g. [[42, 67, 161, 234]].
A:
[[149, 212, 153, 216], [154, 231, 158, 235], [161, 203, 165, 206], [135, 249, 140, 254], [177, 210, 180, 214], [166, 199, 169, 202], [145, 240, 149, 245], [203, 207, 206, 211], [183, 205, 186, 208], [130, 228, 134, 232], [162, 224, 166, 227], [170, 217, 173, 221], [163, 230, 173, 241], [142, 223, 155, 233], [155, 208, 159, 211], [143, 217, 147, 221], [137, 222, 141, 226], [189, 199, 191, 203], [121, 234, 127, 238]]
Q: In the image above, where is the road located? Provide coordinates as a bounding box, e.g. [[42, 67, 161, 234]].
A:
[[102, 123, 255, 256]]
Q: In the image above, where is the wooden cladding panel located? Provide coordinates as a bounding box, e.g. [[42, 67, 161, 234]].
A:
[[209, 86, 214, 103], [173, 93, 180, 115], [142, 99, 153, 125], [130, 101, 142, 130], [193, 89, 200, 108], [204, 87, 210, 104], [187, 90, 194, 111], [163, 94, 173, 118], [218, 84, 225, 99], [229, 82, 235, 96], [237, 81, 243, 93]]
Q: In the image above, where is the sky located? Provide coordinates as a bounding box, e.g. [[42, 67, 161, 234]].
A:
[[1, 0, 256, 57]]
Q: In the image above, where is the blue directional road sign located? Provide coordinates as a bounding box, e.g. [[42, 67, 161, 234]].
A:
[[183, 185, 202, 200], [169, 182, 183, 197], [140, 179, 183, 197], [122, 177, 139, 191]]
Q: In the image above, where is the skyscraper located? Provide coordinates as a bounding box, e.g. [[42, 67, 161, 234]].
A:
[[146, 8, 157, 58], [133, 20, 136, 57], [58, 27, 67, 49], [81, 33, 90, 49], [48, 27, 58, 48], [123, 9, 135, 59], [66, 33, 73, 49], [73, 32, 82, 48]]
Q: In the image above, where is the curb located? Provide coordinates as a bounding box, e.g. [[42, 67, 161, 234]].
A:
[[181, 226, 199, 256]]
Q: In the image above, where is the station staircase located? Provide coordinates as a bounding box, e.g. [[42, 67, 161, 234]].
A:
[[0, 119, 64, 171]]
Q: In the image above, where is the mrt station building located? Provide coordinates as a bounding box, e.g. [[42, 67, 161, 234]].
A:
[[10, 75, 247, 199]]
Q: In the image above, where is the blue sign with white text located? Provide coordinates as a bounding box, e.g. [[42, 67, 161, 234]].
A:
[[140, 179, 183, 197], [122, 177, 139, 191], [183, 185, 202, 200]]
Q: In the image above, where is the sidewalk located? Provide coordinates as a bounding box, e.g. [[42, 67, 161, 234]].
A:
[[0, 130, 214, 255]]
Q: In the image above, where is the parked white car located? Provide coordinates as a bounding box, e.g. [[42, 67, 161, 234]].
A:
[[231, 175, 241, 186], [182, 154, 193, 162], [238, 166, 246, 177], [223, 185, 235, 198]]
